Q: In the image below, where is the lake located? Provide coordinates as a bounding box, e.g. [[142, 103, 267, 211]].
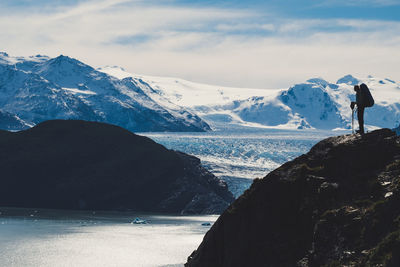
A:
[[0, 208, 217, 267]]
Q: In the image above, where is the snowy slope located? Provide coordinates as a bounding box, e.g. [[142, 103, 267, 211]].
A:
[[207, 76, 400, 130], [100, 66, 400, 131], [98, 66, 282, 129], [0, 53, 210, 132], [97, 66, 279, 107]]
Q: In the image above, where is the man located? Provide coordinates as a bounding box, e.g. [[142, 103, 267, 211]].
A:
[[350, 83, 374, 134]]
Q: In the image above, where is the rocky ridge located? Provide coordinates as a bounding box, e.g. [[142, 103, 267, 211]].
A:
[[186, 129, 400, 266]]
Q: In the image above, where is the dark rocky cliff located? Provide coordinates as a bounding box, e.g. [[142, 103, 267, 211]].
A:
[[186, 129, 400, 266], [394, 125, 400, 135], [0, 120, 233, 214]]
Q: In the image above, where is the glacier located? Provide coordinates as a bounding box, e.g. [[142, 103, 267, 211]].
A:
[[0, 52, 210, 132], [143, 129, 331, 197]]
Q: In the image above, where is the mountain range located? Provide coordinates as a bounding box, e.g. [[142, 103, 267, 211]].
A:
[[1, 52, 399, 132], [101, 66, 400, 131], [0, 52, 210, 132]]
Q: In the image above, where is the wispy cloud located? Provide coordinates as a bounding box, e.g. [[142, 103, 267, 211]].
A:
[[215, 23, 276, 34], [0, 0, 399, 88], [48, 0, 133, 20]]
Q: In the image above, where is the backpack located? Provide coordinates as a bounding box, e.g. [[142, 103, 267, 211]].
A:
[[361, 83, 374, 107]]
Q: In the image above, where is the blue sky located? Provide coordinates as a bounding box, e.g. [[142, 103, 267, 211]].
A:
[[173, 0, 400, 20], [1, 0, 399, 87]]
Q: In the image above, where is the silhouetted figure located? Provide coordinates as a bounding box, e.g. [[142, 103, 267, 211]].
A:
[[350, 83, 374, 134]]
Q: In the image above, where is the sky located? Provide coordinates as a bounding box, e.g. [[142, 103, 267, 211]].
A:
[[0, 0, 399, 88]]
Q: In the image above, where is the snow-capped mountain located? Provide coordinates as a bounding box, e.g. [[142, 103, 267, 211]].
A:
[[100, 66, 400, 131], [2, 51, 397, 132], [201, 76, 400, 130], [0, 52, 210, 132]]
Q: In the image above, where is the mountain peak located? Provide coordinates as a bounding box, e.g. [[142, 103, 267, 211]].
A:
[[36, 54, 96, 80], [336, 74, 359, 85], [306, 77, 329, 87], [50, 54, 86, 66]]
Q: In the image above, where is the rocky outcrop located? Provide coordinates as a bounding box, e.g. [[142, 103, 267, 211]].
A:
[[0, 120, 233, 214], [186, 129, 400, 266]]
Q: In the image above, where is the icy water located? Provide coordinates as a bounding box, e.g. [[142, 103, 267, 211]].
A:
[[142, 128, 339, 197], [0, 208, 217, 267]]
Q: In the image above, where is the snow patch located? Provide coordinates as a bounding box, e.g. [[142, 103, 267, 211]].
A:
[[62, 88, 97, 95]]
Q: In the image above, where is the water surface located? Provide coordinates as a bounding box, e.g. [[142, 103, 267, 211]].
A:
[[0, 208, 216, 267]]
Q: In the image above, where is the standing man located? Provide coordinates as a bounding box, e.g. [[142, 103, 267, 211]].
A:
[[350, 83, 374, 134]]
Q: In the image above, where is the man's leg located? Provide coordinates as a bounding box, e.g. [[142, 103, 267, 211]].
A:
[[357, 106, 365, 134]]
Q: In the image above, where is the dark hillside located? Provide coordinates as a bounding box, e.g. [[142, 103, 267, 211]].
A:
[[0, 120, 233, 214], [186, 129, 400, 266]]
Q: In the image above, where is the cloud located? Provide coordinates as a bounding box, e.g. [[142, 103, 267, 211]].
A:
[[215, 23, 276, 32], [0, 0, 399, 88], [48, 0, 133, 20]]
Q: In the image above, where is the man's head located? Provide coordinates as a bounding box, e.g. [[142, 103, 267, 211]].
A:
[[354, 85, 360, 92]]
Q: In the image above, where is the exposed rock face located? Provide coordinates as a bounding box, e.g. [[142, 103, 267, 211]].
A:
[[0, 120, 233, 214], [186, 129, 400, 266]]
